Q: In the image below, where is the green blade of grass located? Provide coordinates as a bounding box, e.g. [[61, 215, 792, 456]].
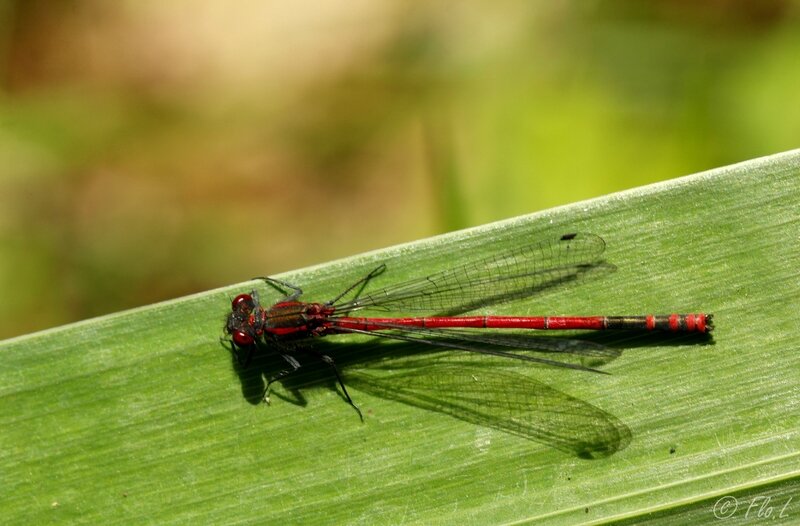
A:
[[2, 150, 799, 524]]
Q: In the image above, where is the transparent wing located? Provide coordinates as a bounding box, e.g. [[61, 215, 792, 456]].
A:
[[347, 359, 631, 458], [330, 322, 619, 372], [335, 233, 608, 315]]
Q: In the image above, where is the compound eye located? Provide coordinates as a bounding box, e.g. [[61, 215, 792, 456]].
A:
[[232, 330, 254, 347], [231, 293, 252, 311]]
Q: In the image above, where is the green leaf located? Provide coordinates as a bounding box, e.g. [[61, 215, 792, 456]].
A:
[[2, 150, 799, 524]]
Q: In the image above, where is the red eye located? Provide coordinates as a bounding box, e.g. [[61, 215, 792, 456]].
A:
[[231, 293, 252, 310], [232, 330, 254, 347]]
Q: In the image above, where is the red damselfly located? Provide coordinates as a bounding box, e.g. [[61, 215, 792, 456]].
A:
[[225, 233, 712, 419]]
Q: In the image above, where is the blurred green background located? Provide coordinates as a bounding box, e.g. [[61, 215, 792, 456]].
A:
[[0, 1, 798, 339]]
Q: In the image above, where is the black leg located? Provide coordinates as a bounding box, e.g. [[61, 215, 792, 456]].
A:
[[223, 338, 255, 367], [254, 276, 304, 301], [327, 264, 386, 306], [307, 348, 363, 421], [264, 353, 303, 404]]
